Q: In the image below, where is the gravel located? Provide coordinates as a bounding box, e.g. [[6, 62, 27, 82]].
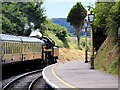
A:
[[1, 71, 51, 90]]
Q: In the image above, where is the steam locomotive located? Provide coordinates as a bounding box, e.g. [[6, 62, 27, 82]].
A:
[[0, 34, 59, 65]]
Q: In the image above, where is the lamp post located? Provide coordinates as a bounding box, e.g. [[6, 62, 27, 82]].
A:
[[88, 11, 94, 69], [118, 27, 120, 36], [84, 19, 88, 63]]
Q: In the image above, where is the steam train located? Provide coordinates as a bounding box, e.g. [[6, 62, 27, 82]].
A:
[[0, 34, 59, 65]]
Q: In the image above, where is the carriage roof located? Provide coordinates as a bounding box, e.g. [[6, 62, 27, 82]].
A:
[[0, 34, 43, 43], [19, 36, 43, 43], [0, 34, 21, 42]]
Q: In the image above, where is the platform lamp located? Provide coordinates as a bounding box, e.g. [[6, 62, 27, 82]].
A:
[[84, 19, 88, 63], [118, 27, 120, 36], [88, 11, 94, 69]]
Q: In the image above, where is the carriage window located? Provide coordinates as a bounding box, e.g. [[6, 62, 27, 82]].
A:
[[39, 43, 41, 52], [29, 43, 31, 52], [8, 42, 10, 54], [13, 43, 14, 54], [8, 42, 11, 54], [37, 43, 38, 52], [25, 43, 27, 53], [14, 43, 16, 54], [15, 43, 17, 54], [30, 43, 32, 52], [18, 43, 20, 53], [32, 43, 34, 52], [38, 43, 39, 52], [32, 43, 33, 52], [37, 43, 39, 52], [37, 44, 39, 52], [3, 42, 5, 55], [35, 43, 37, 52], [15, 42, 17, 54], [26, 43, 28, 53], [11, 43, 12, 54], [11, 43, 13, 54], [33, 43, 35, 52], [24, 43, 26, 52], [36, 43, 37, 52], [16, 43, 18, 53], [6, 42, 7, 54], [28, 43, 30, 51], [13, 43, 15, 54], [17, 43, 18, 53], [40, 43, 41, 52], [19, 43, 21, 53], [10, 43, 12, 54], [18, 42, 20, 53]]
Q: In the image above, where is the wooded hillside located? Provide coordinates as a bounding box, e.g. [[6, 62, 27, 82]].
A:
[[52, 18, 91, 37]]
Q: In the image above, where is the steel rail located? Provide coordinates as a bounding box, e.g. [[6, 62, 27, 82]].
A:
[[28, 75, 43, 90], [2, 69, 43, 90]]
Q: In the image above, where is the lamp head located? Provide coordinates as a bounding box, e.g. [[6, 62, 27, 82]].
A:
[[84, 19, 88, 27], [88, 11, 94, 23]]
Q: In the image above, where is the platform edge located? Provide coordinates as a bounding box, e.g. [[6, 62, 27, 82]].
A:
[[42, 63, 61, 89]]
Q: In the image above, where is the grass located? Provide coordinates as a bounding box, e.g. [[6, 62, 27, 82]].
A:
[[68, 37, 91, 52], [44, 30, 63, 47], [94, 36, 119, 75]]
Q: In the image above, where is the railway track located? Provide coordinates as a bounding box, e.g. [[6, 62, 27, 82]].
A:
[[28, 75, 43, 90], [2, 69, 46, 90]]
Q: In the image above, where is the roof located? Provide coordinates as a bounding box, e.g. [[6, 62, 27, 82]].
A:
[[0, 34, 21, 42], [0, 34, 44, 43], [19, 36, 43, 43]]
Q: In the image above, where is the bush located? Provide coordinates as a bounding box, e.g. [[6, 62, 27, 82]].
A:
[[44, 30, 63, 47], [45, 19, 69, 47], [69, 38, 91, 51]]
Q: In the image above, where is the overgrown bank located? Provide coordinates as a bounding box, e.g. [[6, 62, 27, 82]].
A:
[[93, 2, 120, 76], [94, 36, 120, 75], [57, 47, 90, 62]]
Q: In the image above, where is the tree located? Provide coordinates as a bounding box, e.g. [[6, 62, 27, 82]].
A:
[[106, 2, 120, 37], [93, 2, 116, 51], [66, 2, 87, 48], [93, 2, 115, 30], [2, 2, 46, 36], [19, 2, 46, 36], [2, 2, 28, 35], [45, 20, 69, 47]]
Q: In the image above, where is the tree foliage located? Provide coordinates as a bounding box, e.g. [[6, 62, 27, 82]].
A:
[[66, 2, 87, 25], [2, 2, 46, 36], [93, 2, 115, 30], [106, 2, 120, 37], [93, 2, 120, 51], [66, 2, 87, 48], [45, 20, 69, 47], [2, 2, 70, 47], [2, 2, 28, 35], [52, 18, 75, 36]]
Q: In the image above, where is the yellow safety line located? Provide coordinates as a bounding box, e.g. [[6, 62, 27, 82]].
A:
[[52, 63, 79, 90]]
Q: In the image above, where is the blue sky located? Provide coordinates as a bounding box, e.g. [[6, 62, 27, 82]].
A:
[[42, 0, 96, 18]]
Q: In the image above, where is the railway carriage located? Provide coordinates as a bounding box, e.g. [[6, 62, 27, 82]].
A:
[[0, 34, 22, 64], [19, 36, 43, 61], [0, 34, 59, 65]]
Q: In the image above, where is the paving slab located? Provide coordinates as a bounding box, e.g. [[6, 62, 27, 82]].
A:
[[42, 60, 119, 89]]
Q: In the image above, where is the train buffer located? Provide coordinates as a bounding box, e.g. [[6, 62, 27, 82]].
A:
[[42, 60, 119, 89]]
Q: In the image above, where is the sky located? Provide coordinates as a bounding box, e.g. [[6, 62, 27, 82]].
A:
[[42, 0, 96, 19]]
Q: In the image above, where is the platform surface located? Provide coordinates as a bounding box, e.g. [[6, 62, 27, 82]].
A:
[[42, 60, 119, 89]]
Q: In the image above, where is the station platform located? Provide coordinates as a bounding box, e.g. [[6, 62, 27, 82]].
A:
[[42, 60, 119, 89]]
